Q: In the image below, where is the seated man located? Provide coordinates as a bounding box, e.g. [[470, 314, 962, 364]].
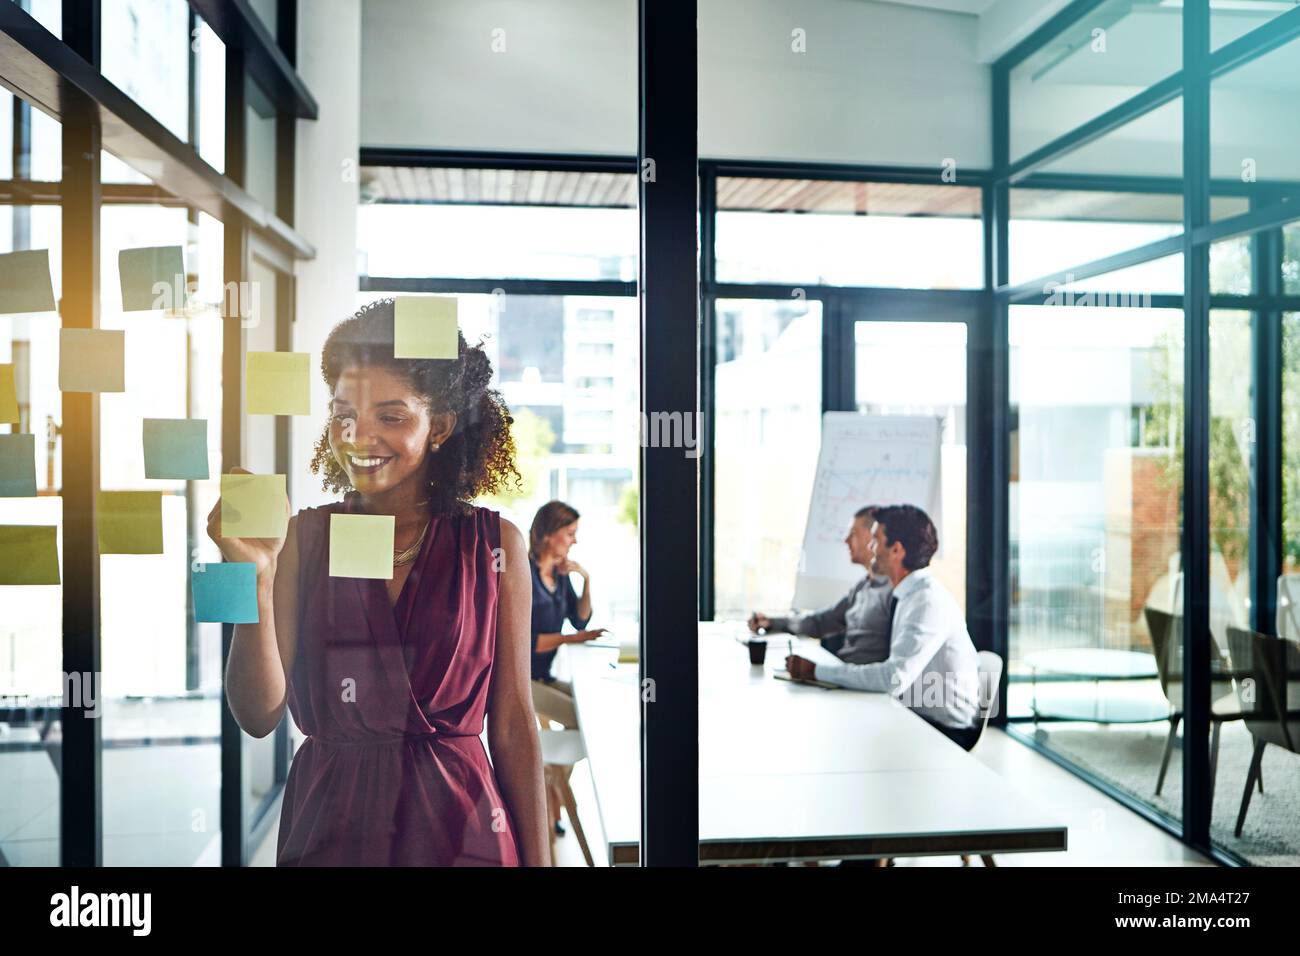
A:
[[785, 503, 982, 749], [748, 505, 893, 664]]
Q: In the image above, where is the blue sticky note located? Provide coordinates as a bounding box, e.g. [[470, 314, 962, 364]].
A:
[[192, 562, 259, 624], [119, 245, 186, 312], [0, 433, 38, 497], [143, 418, 209, 480]]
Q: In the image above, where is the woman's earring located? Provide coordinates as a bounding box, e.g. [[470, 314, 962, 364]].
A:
[[430, 441, 440, 452]]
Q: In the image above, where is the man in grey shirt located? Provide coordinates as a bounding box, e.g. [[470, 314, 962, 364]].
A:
[[748, 506, 893, 665]]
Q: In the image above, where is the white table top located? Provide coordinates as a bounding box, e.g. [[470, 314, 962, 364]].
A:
[[566, 621, 1066, 865]]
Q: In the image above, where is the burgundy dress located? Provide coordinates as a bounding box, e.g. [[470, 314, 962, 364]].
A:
[[276, 495, 521, 866]]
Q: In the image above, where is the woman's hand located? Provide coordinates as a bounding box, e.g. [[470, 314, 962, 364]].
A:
[[557, 558, 588, 580], [569, 628, 608, 644], [205, 466, 289, 576]]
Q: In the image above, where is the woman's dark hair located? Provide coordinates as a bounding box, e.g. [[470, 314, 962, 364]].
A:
[[529, 500, 580, 562], [873, 504, 939, 571], [308, 298, 520, 512]]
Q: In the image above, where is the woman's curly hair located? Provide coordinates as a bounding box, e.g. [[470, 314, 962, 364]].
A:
[[308, 298, 521, 513]]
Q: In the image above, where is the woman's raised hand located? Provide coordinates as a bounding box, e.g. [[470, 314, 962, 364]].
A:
[[205, 466, 289, 575]]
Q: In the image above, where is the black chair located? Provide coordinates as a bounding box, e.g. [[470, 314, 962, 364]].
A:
[[1144, 607, 1243, 801], [1225, 627, 1300, 837]]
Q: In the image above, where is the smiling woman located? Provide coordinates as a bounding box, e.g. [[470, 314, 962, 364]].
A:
[[212, 297, 551, 867]]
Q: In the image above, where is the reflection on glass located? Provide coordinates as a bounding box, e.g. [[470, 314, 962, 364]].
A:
[[1037, 97, 1181, 179], [854, 321, 967, 609], [1009, 303, 1184, 825], [1010, 0, 1180, 162], [1212, 0, 1300, 51], [715, 179, 982, 289], [712, 299, 822, 618]]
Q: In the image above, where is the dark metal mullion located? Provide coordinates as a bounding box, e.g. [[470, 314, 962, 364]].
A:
[[700, 165, 716, 622], [989, 60, 1011, 725], [274, 0, 295, 228], [1252, 224, 1283, 635], [1000, 233, 1185, 300], [360, 276, 636, 298], [1192, 197, 1300, 247], [711, 284, 983, 311], [708, 159, 992, 186], [1181, 0, 1213, 853], [1206, 4, 1300, 79], [221, 43, 250, 868], [58, 0, 102, 869], [359, 147, 638, 175], [638, 0, 699, 867]]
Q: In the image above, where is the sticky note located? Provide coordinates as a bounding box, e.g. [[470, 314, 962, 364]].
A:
[[192, 562, 259, 623], [0, 364, 20, 423], [0, 433, 38, 497], [143, 418, 209, 480], [98, 490, 163, 554], [329, 513, 394, 580], [0, 249, 56, 314], [394, 296, 459, 359], [0, 525, 60, 584], [60, 329, 125, 393], [220, 473, 287, 538], [119, 245, 186, 312], [246, 352, 310, 416]]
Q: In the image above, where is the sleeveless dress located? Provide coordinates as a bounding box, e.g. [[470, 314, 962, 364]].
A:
[[275, 495, 521, 866]]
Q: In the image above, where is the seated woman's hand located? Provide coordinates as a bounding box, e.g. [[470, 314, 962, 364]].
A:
[[570, 628, 608, 643], [748, 612, 772, 633]]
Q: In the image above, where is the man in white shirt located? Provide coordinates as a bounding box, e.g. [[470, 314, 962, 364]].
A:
[[785, 503, 982, 749]]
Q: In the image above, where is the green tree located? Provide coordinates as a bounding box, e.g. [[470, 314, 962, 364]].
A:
[[479, 406, 556, 510]]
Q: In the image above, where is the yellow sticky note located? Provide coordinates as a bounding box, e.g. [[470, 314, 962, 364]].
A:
[[394, 297, 458, 359], [246, 352, 310, 415], [220, 473, 288, 538], [60, 329, 125, 393], [98, 491, 163, 554], [0, 525, 60, 584], [0, 364, 18, 423], [329, 513, 394, 580]]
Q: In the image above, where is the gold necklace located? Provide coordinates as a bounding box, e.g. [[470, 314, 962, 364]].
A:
[[393, 519, 430, 567]]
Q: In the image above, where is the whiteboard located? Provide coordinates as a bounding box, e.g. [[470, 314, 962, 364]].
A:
[[793, 413, 943, 609]]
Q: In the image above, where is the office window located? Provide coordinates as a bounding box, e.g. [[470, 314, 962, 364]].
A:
[[358, 167, 638, 282], [714, 178, 982, 289], [1009, 0, 1180, 163], [1285, 312, 1300, 577], [1211, 32, 1300, 217], [713, 299, 821, 619], [0, 105, 63, 864], [1009, 292, 1184, 826], [1212, 0, 1300, 51], [1038, 97, 1181, 181], [101, 0, 192, 143]]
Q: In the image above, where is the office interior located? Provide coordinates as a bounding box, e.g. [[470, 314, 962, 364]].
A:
[[0, 0, 1298, 869]]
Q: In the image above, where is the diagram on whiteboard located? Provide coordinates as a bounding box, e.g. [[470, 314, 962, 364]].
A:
[[793, 413, 943, 610]]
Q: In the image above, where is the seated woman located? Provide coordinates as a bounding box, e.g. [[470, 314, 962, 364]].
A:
[[528, 501, 606, 837], [528, 500, 605, 728]]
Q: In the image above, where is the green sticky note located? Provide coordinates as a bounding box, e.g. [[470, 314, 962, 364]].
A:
[[0, 249, 56, 314], [0, 525, 60, 584], [0, 364, 18, 423], [329, 513, 394, 580], [394, 297, 459, 359], [0, 433, 38, 497], [143, 418, 209, 480], [246, 352, 310, 416], [119, 245, 186, 312], [98, 491, 163, 554], [60, 329, 125, 393], [220, 473, 287, 538]]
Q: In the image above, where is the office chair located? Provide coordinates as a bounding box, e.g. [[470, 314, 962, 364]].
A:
[[1225, 627, 1300, 838], [1144, 607, 1244, 801], [961, 651, 1004, 868], [538, 729, 595, 866]]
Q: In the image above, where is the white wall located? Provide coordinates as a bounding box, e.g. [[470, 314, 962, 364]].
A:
[[360, 0, 992, 169], [293, 0, 362, 509]]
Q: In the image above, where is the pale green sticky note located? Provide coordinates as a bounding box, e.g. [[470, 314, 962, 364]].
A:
[[0, 364, 18, 423], [220, 473, 288, 538], [246, 351, 310, 415], [394, 297, 458, 359], [60, 329, 125, 393], [0, 525, 60, 584], [98, 491, 163, 554], [0, 249, 56, 314], [329, 513, 394, 580]]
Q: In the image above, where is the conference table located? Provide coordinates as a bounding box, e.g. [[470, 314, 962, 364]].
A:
[[562, 621, 1067, 866]]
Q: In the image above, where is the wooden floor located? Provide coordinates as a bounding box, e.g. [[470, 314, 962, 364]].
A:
[[251, 727, 1210, 867]]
